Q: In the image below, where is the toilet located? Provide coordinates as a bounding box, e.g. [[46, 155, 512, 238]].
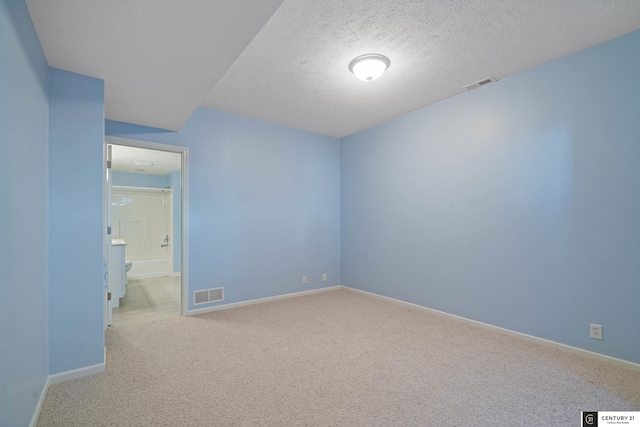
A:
[[125, 261, 133, 273]]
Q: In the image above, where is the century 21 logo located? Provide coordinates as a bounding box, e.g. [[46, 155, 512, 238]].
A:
[[583, 412, 597, 426]]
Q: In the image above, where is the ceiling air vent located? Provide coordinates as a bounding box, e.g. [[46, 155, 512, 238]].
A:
[[463, 77, 497, 91], [193, 287, 224, 305]]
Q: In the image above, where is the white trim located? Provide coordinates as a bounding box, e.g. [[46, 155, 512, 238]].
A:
[[342, 286, 640, 372], [29, 376, 50, 427], [105, 136, 189, 317], [187, 286, 341, 316], [172, 272, 182, 277], [555, 343, 640, 371], [105, 136, 186, 155], [30, 353, 107, 425], [48, 361, 106, 385], [180, 145, 189, 317]]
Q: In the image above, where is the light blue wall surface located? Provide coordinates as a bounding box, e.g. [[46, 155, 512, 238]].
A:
[[341, 30, 640, 364], [49, 68, 105, 374], [112, 171, 169, 188], [169, 171, 182, 273], [106, 108, 341, 310], [0, 1, 50, 425]]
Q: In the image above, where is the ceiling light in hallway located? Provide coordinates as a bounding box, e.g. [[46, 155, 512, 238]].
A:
[[348, 54, 390, 82]]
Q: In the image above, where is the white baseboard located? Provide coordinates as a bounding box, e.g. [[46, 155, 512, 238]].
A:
[[29, 376, 50, 427], [48, 361, 106, 385], [172, 272, 181, 277], [187, 286, 341, 316], [30, 349, 107, 426], [343, 286, 640, 372]]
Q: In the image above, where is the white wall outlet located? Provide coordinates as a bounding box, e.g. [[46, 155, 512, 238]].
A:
[[590, 324, 603, 340], [322, 273, 327, 282], [302, 275, 307, 284]]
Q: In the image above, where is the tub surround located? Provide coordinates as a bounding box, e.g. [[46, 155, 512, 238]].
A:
[[111, 185, 174, 279], [126, 258, 172, 280]]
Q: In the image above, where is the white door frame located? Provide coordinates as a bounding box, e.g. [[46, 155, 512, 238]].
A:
[[105, 136, 189, 316], [104, 143, 113, 328]]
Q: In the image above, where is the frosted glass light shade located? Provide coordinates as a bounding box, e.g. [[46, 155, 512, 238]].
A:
[[348, 54, 391, 82]]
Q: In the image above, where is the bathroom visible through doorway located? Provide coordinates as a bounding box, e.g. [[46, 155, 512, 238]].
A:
[[104, 137, 188, 329]]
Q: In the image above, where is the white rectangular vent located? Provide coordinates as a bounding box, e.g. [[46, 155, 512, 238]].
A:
[[463, 77, 497, 91], [193, 287, 224, 305]]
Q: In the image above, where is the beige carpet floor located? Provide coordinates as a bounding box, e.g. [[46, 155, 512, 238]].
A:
[[37, 288, 640, 426]]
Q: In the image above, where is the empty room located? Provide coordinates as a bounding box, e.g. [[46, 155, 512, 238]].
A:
[[2, 0, 640, 426]]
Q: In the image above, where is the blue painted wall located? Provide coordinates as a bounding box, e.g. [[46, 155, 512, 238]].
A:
[[341, 30, 640, 364], [0, 1, 49, 425], [106, 108, 341, 310], [0, 0, 50, 424], [49, 68, 105, 374], [112, 171, 169, 188]]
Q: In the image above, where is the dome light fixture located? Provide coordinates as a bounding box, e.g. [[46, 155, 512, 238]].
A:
[[348, 54, 391, 82]]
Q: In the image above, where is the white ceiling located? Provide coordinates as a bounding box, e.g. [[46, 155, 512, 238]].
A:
[[26, 0, 285, 131], [27, 0, 640, 138], [111, 145, 181, 176]]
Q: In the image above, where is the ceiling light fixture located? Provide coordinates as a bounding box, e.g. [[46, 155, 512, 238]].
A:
[[348, 54, 391, 82]]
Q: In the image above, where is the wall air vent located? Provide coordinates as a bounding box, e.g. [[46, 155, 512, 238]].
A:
[[193, 287, 224, 305], [463, 77, 497, 91]]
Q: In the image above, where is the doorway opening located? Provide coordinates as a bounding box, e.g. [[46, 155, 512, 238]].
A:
[[104, 137, 188, 327]]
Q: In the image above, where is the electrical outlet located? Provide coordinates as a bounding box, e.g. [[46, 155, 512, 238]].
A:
[[590, 324, 603, 340], [322, 273, 327, 282], [302, 275, 307, 284]]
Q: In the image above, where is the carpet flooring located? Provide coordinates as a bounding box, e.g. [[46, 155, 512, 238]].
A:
[[37, 288, 640, 426]]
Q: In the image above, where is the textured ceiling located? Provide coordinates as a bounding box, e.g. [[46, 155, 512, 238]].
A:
[[26, 0, 640, 137], [204, 0, 640, 137]]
